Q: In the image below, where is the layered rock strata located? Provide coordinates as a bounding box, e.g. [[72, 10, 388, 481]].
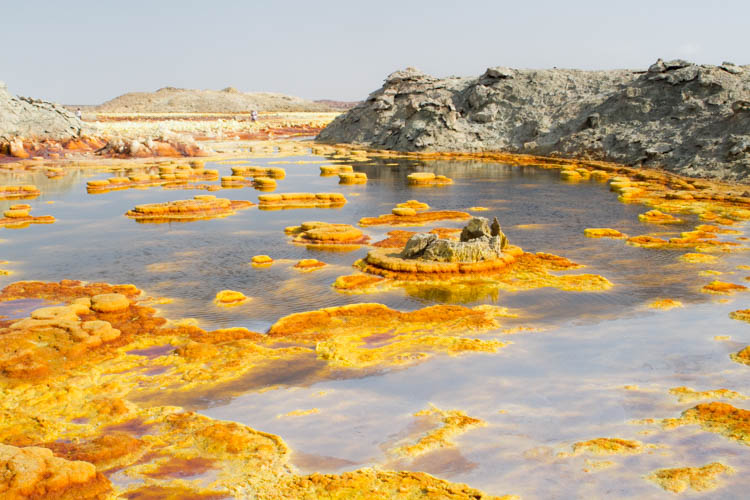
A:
[[318, 60, 750, 180]]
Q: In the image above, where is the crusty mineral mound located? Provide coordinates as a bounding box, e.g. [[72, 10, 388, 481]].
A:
[[647, 462, 735, 494], [285, 221, 370, 247], [0, 443, 111, 499], [125, 195, 254, 222], [318, 60, 750, 180], [277, 469, 512, 500], [258, 192, 347, 209]]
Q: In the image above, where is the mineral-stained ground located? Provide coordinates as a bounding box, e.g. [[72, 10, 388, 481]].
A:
[[0, 280, 519, 499]]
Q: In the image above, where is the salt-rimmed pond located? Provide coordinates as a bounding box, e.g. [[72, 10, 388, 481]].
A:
[[1, 143, 748, 498]]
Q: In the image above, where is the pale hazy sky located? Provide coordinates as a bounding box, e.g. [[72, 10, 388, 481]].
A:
[[2, 0, 747, 104]]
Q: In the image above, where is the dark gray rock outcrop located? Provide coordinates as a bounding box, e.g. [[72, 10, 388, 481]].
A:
[[401, 233, 439, 258], [420, 236, 504, 263], [460, 217, 491, 241], [318, 59, 750, 181], [0, 81, 83, 142], [400, 217, 507, 263]]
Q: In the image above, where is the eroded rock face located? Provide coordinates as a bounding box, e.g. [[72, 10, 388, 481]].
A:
[[318, 60, 750, 180], [401, 217, 507, 263], [0, 81, 83, 142], [401, 233, 438, 258], [460, 217, 491, 241], [421, 236, 504, 263]]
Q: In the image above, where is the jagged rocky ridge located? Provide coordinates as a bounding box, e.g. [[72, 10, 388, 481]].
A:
[[0, 81, 83, 142], [318, 59, 750, 181]]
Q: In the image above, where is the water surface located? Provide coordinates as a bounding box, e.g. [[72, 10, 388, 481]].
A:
[[1, 146, 748, 498]]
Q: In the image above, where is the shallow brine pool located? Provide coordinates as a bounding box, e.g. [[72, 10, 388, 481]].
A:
[[1, 142, 748, 499]]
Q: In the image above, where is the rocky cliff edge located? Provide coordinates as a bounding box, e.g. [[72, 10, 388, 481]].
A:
[[0, 81, 83, 142], [317, 60, 750, 181]]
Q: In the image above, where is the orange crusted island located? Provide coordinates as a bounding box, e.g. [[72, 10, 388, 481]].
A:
[[338, 172, 367, 184], [0, 185, 40, 200], [87, 163, 219, 193], [125, 195, 254, 222], [407, 172, 453, 185], [0, 204, 55, 228], [359, 209, 470, 227], [285, 221, 370, 248], [337, 217, 611, 296], [258, 192, 346, 209], [294, 259, 327, 271]]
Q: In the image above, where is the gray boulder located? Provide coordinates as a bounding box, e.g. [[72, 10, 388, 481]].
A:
[[483, 67, 515, 79], [399, 217, 508, 263], [490, 217, 500, 236], [460, 217, 491, 241], [421, 236, 503, 263], [490, 217, 508, 249], [400, 233, 438, 258]]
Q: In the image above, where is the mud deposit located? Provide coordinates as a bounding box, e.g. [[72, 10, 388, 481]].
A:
[[0, 142, 748, 499]]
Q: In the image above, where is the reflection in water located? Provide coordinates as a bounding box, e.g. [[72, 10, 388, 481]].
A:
[[131, 353, 329, 410], [127, 344, 176, 359], [1, 148, 748, 499], [101, 418, 156, 437], [404, 280, 501, 304], [291, 451, 360, 473], [142, 456, 217, 480], [393, 448, 479, 478]]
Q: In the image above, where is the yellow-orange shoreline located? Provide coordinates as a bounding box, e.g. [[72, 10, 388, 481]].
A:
[[313, 143, 750, 193]]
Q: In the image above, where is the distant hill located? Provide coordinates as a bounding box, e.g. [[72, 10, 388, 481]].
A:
[[313, 99, 361, 111], [89, 87, 357, 113]]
